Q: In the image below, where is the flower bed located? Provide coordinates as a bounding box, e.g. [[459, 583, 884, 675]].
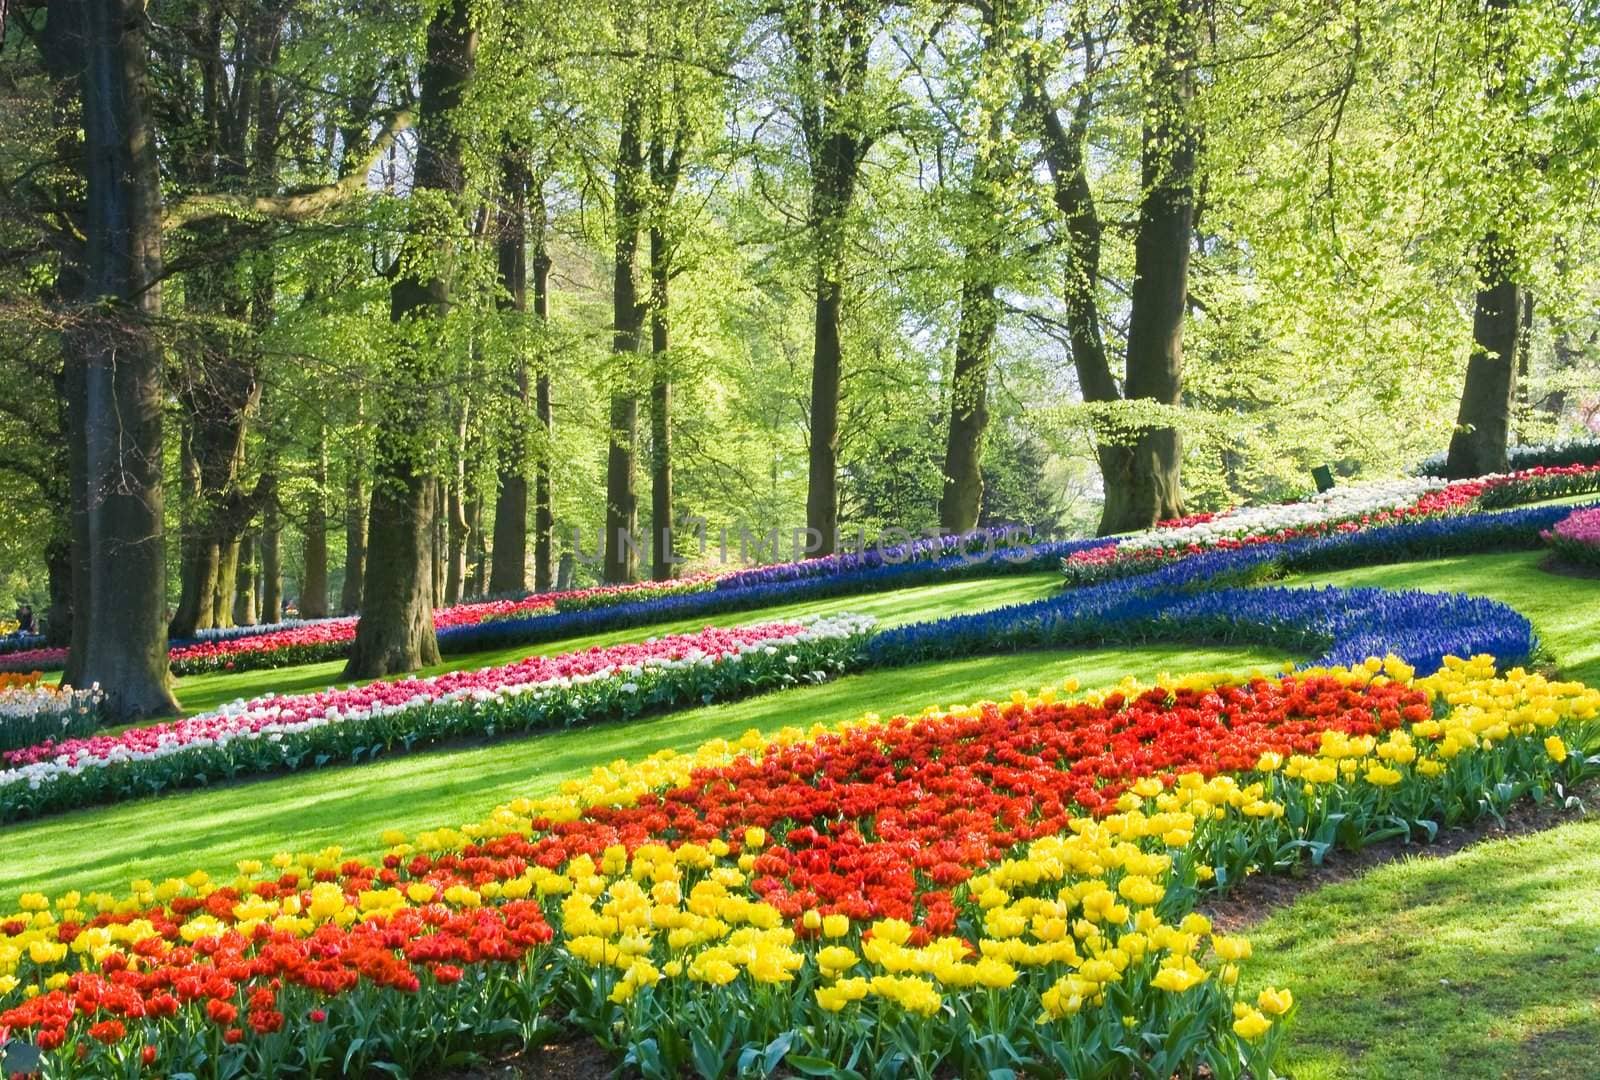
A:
[[0, 681, 104, 755], [0, 631, 45, 657], [4, 505, 1567, 825], [1543, 506, 1600, 569], [0, 616, 874, 822], [1, 656, 1594, 1078], [1063, 468, 1600, 585], [1416, 438, 1600, 476]]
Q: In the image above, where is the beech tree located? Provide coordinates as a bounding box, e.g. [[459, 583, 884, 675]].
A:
[[345, 0, 478, 676], [66, 0, 179, 718]]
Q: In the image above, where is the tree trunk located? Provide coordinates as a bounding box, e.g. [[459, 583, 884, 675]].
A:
[[301, 431, 329, 617], [213, 534, 239, 629], [346, 0, 475, 676], [434, 477, 447, 608], [1109, 0, 1197, 533], [940, 82, 1005, 536], [490, 152, 529, 594], [71, 0, 177, 719], [233, 530, 256, 626], [533, 202, 554, 593], [445, 478, 467, 605], [649, 227, 674, 581], [793, 0, 872, 558], [170, 426, 219, 636], [1444, 0, 1523, 480], [604, 99, 645, 585], [39, 0, 88, 669], [62, 334, 91, 687], [940, 275, 998, 534], [260, 497, 282, 622], [807, 274, 844, 555], [341, 467, 366, 613], [466, 493, 485, 597], [1514, 291, 1535, 441], [1446, 239, 1523, 478]]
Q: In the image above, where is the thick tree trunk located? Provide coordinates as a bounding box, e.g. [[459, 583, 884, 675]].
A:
[[346, 0, 475, 676], [213, 535, 239, 629], [1107, 0, 1197, 533], [940, 275, 998, 534], [490, 153, 529, 594], [62, 338, 91, 687], [533, 215, 554, 593], [649, 227, 674, 581], [806, 275, 843, 555], [39, 0, 87, 669], [1446, 245, 1523, 478], [233, 531, 256, 626], [604, 100, 645, 585], [793, 2, 871, 558], [1445, 0, 1523, 480], [170, 427, 218, 636], [341, 469, 366, 613], [71, 0, 177, 719], [301, 432, 329, 617], [260, 497, 282, 622]]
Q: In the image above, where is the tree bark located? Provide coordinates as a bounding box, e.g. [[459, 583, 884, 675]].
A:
[[170, 425, 219, 636], [791, 1, 872, 557], [604, 98, 646, 584], [301, 430, 329, 617], [260, 496, 282, 622], [38, 0, 88, 668], [1107, 0, 1196, 533], [533, 215, 555, 593], [466, 492, 486, 597], [490, 152, 529, 594], [70, 0, 178, 718], [341, 467, 366, 613], [232, 530, 256, 626], [649, 226, 674, 581], [346, 0, 475, 676], [1446, 236, 1523, 477], [445, 474, 467, 605], [213, 534, 239, 629], [1444, 0, 1524, 480], [940, 276, 998, 534]]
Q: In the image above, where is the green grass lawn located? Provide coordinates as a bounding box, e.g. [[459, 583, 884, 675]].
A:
[[1287, 549, 1600, 684], [1242, 817, 1600, 1080], [0, 642, 1281, 904], [168, 570, 1065, 716]]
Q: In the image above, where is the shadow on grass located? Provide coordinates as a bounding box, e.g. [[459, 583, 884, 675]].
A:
[[1243, 817, 1600, 1080]]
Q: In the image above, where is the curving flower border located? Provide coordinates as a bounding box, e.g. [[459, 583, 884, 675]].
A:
[[0, 655, 1595, 1078], [0, 617, 875, 823]]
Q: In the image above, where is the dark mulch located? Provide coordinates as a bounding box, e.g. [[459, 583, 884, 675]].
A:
[[435, 787, 1595, 1078], [438, 1033, 616, 1080], [1537, 551, 1600, 580]]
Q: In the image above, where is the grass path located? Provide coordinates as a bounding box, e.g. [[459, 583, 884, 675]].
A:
[[169, 571, 1064, 716], [1241, 818, 1600, 1080], [0, 642, 1281, 903], [1268, 548, 1600, 1078]]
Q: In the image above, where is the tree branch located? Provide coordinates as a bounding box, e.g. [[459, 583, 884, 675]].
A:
[[162, 108, 413, 229]]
